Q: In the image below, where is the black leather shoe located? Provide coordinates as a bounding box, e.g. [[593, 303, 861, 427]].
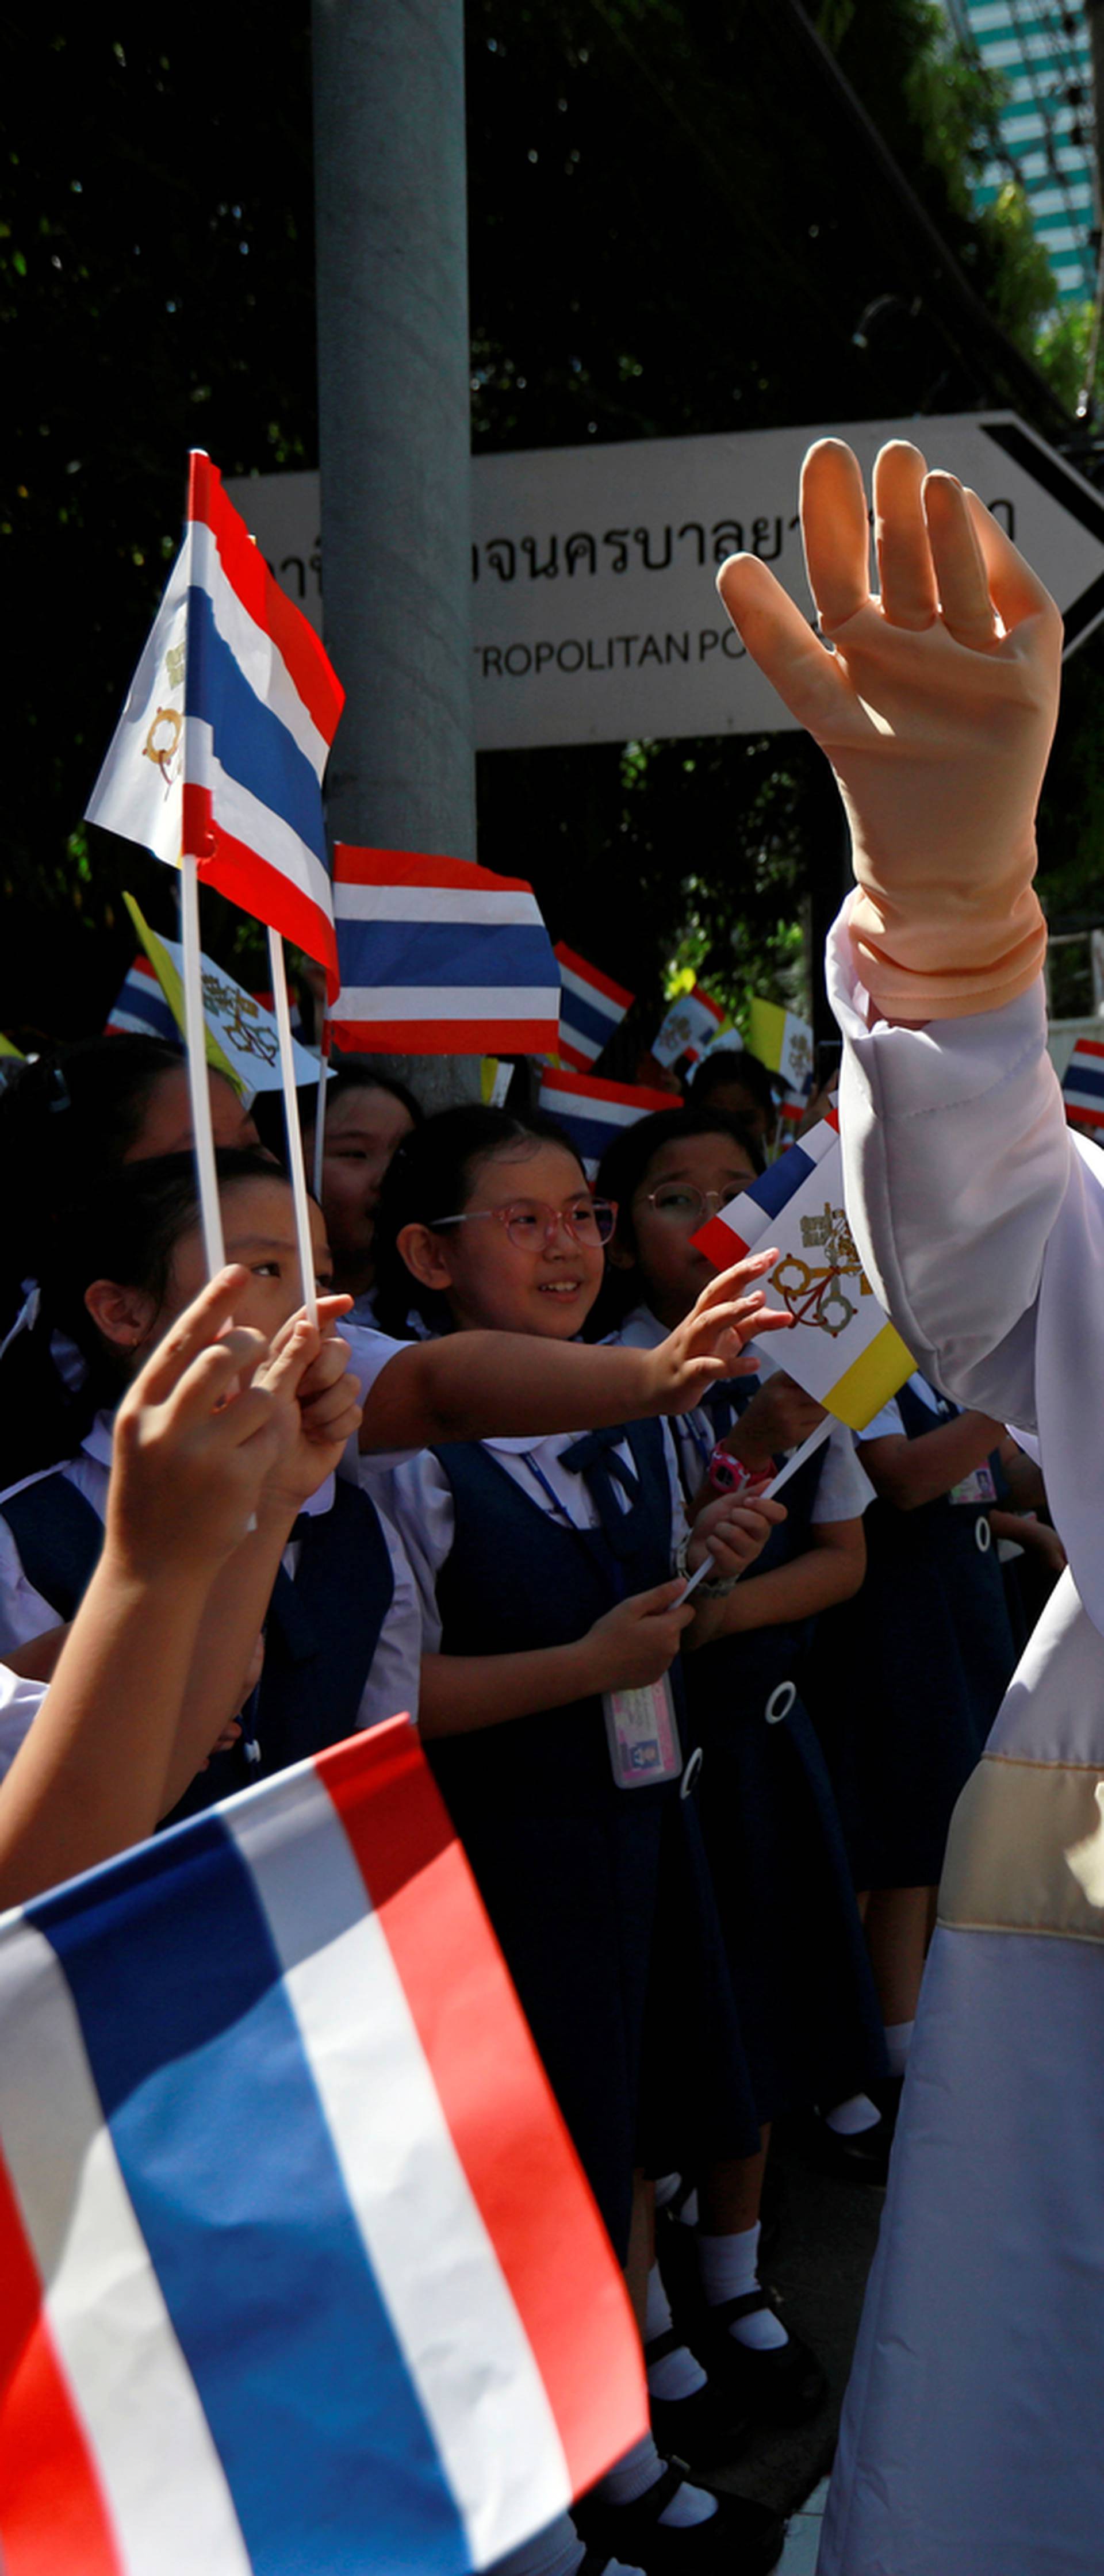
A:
[[646, 2329, 752, 2466], [804, 2106, 892, 2185], [693, 2289, 828, 2425], [574, 2459, 785, 2576]]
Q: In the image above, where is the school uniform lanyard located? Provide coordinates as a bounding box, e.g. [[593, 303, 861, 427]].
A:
[[523, 1451, 628, 1600]]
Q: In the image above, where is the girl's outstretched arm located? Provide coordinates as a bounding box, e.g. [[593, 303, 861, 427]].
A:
[[361, 1254, 792, 1452]]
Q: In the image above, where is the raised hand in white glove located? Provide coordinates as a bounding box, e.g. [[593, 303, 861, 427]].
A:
[[716, 438, 1063, 1022]]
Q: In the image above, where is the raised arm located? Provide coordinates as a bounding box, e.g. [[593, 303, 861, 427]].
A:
[[716, 437, 1075, 1431]]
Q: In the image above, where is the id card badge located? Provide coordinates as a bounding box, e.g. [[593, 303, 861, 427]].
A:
[[603, 1673, 683, 1789], [949, 1463, 998, 1505]]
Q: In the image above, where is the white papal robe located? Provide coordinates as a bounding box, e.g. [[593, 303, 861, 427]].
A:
[[816, 906, 1104, 2576]]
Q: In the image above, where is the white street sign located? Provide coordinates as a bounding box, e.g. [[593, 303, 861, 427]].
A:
[[226, 413, 1104, 750]]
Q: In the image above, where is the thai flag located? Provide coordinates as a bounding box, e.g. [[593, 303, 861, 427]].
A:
[[1062, 1035, 1104, 1131], [105, 954, 181, 1044], [86, 453, 342, 998], [693, 1112, 914, 1430], [0, 1719, 645, 2576], [539, 1067, 675, 1172], [553, 945, 634, 1072], [329, 848, 561, 1054]]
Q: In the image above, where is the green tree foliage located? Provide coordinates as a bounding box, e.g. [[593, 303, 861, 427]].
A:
[[2, 17, 317, 1038]]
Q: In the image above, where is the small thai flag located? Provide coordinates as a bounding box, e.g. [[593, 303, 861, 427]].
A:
[[105, 954, 181, 1044], [553, 945, 634, 1072], [329, 848, 561, 1054], [1062, 1034, 1104, 1131], [539, 1066, 675, 1171], [0, 1719, 645, 2576], [693, 1112, 913, 1431], [87, 452, 342, 997]]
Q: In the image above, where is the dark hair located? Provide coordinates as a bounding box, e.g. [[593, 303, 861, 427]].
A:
[[44, 1146, 291, 1409], [309, 1060, 424, 1130], [0, 1036, 191, 1300], [687, 1047, 777, 1122], [588, 1106, 764, 1335], [373, 1103, 585, 1336], [251, 1058, 424, 1160]]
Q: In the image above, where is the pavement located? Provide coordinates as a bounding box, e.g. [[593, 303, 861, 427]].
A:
[[695, 2119, 885, 2528]]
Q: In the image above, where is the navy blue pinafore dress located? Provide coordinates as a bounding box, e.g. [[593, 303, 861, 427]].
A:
[[0, 1469, 396, 1820], [677, 1388, 885, 2122], [808, 1377, 1018, 1890], [428, 1415, 760, 2261]]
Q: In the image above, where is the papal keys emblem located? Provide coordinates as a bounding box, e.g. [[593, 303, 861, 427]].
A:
[[772, 1202, 873, 1338]]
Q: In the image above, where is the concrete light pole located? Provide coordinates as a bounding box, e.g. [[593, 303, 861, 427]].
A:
[[312, 0, 479, 1105]]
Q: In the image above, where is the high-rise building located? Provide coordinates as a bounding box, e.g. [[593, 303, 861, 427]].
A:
[[944, 0, 1098, 303]]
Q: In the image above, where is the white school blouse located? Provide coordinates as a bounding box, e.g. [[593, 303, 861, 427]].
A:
[[386, 1416, 691, 1659], [0, 1339, 424, 1733]]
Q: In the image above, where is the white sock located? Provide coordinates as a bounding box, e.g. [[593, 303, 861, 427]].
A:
[[696, 2220, 789, 2352], [597, 2432, 718, 2527], [884, 2019, 914, 2079], [822, 2092, 881, 2136], [654, 2170, 699, 2227], [645, 2261, 708, 2401]]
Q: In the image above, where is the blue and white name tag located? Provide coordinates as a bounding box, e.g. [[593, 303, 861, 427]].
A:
[[603, 1675, 683, 1789]]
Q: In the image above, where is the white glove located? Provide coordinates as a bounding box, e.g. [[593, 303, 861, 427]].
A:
[[716, 439, 1061, 1021]]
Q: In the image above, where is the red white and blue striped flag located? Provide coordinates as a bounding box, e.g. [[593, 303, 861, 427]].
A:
[[86, 453, 342, 998], [105, 954, 181, 1043], [553, 945, 634, 1072], [539, 1066, 675, 1171], [0, 1718, 644, 2576], [329, 848, 561, 1054], [1062, 1034, 1104, 1132]]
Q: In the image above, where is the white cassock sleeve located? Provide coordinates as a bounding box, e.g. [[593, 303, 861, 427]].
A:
[[828, 900, 1104, 1634]]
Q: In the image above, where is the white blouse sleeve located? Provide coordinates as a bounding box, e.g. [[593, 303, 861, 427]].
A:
[[356, 1507, 425, 1731], [813, 1424, 875, 1523], [0, 1504, 63, 1654], [342, 1323, 424, 1470], [382, 1453, 456, 1658], [0, 1666, 47, 1782]]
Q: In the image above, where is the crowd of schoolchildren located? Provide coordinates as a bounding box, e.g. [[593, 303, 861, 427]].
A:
[[0, 1019, 1064, 2576]]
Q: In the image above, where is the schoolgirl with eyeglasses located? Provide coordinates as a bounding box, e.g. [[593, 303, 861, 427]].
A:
[[592, 1106, 886, 2433], [372, 1106, 790, 2576]]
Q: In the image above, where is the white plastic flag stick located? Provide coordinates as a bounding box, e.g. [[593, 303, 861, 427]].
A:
[[680, 1415, 833, 1600], [268, 926, 318, 1327], [179, 854, 226, 1275], [312, 1046, 328, 1200]]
